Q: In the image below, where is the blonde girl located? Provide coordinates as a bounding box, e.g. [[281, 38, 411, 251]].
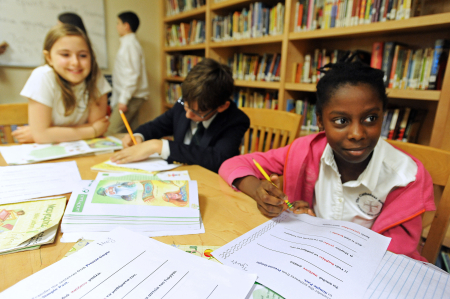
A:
[[13, 24, 110, 143]]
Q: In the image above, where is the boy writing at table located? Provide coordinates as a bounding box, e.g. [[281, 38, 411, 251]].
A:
[[111, 58, 250, 173]]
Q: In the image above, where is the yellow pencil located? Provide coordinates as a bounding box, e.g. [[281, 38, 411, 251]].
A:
[[119, 110, 137, 145], [252, 158, 293, 210]]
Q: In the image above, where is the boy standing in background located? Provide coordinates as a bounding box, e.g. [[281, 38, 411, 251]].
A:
[[107, 11, 149, 135]]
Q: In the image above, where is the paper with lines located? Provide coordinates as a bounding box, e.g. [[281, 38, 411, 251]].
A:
[[364, 251, 450, 299], [0, 161, 81, 204], [0, 227, 257, 299], [213, 213, 391, 299]]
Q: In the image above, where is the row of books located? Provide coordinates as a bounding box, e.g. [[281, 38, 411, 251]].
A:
[[166, 54, 203, 77], [372, 39, 449, 90], [166, 82, 182, 105], [165, 0, 205, 16], [233, 89, 279, 110], [211, 2, 285, 42], [228, 53, 281, 82], [165, 20, 205, 47], [293, 0, 420, 32], [291, 49, 362, 83], [380, 107, 426, 143], [286, 99, 320, 132]]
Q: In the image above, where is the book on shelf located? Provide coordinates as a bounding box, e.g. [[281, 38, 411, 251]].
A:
[[428, 39, 450, 90], [211, 2, 285, 42], [165, 82, 182, 105], [387, 108, 402, 140], [165, 0, 205, 17], [381, 41, 396, 87], [233, 89, 278, 109], [381, 107, 426, 142], [287, 98, 319, 132], [166, 54, 203, 78], [371, 42, 384, 69], [374, 39, 448, 90], [229, 53, 281, 82], [166, 20, 205, 47]]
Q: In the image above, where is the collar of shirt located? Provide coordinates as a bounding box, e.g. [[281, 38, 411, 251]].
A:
[[190, 112, 218, 133], [119, 32, 136, 43], [321, 138, 385, 192]]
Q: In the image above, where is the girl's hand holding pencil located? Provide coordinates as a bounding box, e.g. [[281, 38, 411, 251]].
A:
[[234, 158, 317, 218]]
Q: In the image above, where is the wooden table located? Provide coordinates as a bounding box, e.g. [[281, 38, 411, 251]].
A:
[[0, 152, 269, 292]]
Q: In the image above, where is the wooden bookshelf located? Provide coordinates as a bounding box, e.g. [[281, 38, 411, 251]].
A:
[[161, 0, 450, 150], [164, 6, 206, 22]]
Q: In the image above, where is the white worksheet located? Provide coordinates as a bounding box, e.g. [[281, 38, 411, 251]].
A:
[[213, 213, 391, 299], [0, 228, 257, 299], [364, 251, 450, 299], [0, 136, 122, 165], [0, 161, 81, 204], [105, 156, 181, 172]]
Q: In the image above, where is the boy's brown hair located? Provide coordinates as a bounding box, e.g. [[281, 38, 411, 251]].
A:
[[182, 58, 234, 111]]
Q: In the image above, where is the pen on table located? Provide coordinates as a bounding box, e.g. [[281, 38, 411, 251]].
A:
[[119, 110, 137, 145], [252, 158, 293, 210]]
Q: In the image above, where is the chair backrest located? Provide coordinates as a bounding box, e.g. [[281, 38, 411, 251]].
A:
[[0, 103, 28, 143], [387, 140, 450, 263], [240, 108, 302, 154]]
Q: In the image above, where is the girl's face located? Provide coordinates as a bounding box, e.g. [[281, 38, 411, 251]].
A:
[[317, 83, 384, 168], [45, 35, 91, 85]]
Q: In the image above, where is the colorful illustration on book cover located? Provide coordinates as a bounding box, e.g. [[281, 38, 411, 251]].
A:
[[0, 209, 25, 233], [93, 180, 189, 207], [86, 137, 121, 149]]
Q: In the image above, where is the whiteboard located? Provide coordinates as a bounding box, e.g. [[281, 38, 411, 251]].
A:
[[0, 0, 108, 68]]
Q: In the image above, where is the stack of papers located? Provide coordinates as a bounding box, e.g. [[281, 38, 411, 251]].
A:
[[0, 197, 66, 255], [0, 161, 81, 204], [0, 228, 257, 299], [0, 136, 122, 165], [61, 172, 204, 239]]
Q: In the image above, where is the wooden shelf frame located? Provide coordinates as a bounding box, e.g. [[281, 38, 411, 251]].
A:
[[161, 0, 450, 149], [289, 12, 450, 41], [164, 6, 206, 23], [164, 44, 206, 52]]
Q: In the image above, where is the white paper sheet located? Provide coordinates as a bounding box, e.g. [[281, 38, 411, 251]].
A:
[[105, 155, 181, 172], [0, 136, 122, 165], [213, 213, 391, 299], [0, 161, 81, 204], [363, 251, 450, 299], [0, 227, 257, 299]]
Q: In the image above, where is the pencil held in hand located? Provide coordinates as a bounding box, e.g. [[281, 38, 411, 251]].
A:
[[119, 110, 137, 145], [252, 159, 293, 210]]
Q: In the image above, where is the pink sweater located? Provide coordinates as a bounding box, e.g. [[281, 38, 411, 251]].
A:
[[219, 132, 435, 261]]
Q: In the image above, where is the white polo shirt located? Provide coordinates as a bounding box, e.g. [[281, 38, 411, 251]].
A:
[[314, 138, 418, 229]]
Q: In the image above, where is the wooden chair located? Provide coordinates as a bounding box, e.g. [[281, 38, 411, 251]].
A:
[[387, 140, 450, 263], [240, 108, 302, 154], [0, 103, 28, 143]]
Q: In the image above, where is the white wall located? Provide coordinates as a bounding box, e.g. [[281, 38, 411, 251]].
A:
[[0, 0, 162, 123]]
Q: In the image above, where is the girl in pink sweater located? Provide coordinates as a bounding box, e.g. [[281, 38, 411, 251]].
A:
[[219, 61, 435, 261]]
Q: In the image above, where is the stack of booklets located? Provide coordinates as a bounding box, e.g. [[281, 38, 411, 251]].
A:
[[0, 136, 122, 165], [61, 172, 202, 239], [0, 197, 66, 255]]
